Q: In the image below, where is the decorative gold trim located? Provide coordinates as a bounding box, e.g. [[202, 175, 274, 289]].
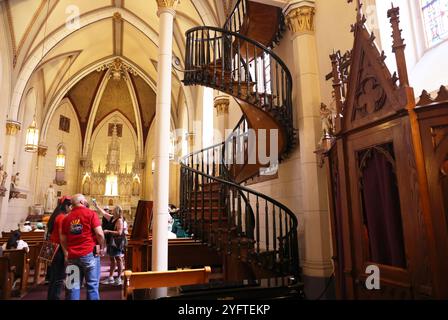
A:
[[156, 0, 179, 9], [286, 6, 316, 35], [214, 96, 230, 116], [113, 12, 122, 20], [186, 132, 195, 148], [6, 120, 21, 136]]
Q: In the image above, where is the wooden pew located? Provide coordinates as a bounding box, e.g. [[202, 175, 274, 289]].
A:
[[2, 249, 30, 297], [125, 238, 221, 272], [0, 257, 14, 300], [2, 232, 45, 240], [28, 243, 45, 286], [123, 266, 211, 300], [0, 234, 46, 288]]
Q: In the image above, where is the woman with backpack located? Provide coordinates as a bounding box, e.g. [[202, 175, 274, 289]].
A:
[[93, 201, 126, 286]]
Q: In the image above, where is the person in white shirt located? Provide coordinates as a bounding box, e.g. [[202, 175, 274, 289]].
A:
[[123, 218, 128, 235], [167, 214, 177, 239], [20, 221, 32, 232], [1, 230, 29, 252]]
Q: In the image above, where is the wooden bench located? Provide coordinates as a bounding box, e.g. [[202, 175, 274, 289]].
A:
[[0, 257, 14, 300], [2, 249, 30, 297], [2, 232, 45, 239], [125, 238, 221, 272], [123, 266, 211, 300]]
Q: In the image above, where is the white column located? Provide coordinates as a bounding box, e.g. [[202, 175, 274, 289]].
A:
[[152, 0, 178, 272], [0, 121, 21, 231], [285, 1, 333, 280]]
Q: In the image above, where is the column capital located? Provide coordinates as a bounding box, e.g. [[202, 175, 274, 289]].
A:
[[6, 120, 21, 136], [186, 132, 195, 151], [38, 145, 48, 157], [214, 96, 230, 116], [284, 1, 316, 35], [156, 0, 179, 15]]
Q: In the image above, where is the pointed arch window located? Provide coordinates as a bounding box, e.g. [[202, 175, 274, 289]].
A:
[[421, 0, 448, 47]]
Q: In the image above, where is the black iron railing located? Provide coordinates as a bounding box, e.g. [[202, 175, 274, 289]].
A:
[[184, 26, 295, 154], [179, 117, 300, 279], [179, 2, 299, 281], [223, 0, 247, 34]]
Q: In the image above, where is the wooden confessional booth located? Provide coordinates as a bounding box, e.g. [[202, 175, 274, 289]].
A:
[[323, 7, 448, 299]]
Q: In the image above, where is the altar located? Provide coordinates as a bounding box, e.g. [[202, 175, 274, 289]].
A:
[[80, 123, 143, 223]]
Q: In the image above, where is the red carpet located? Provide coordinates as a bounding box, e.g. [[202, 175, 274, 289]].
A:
[[21, 258, 123, 300]]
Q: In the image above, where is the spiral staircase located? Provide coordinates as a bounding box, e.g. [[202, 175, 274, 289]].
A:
[[179, 0, 301, 294]]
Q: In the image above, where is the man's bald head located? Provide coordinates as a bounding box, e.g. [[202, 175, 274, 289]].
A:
[[72, 194, 86, 207]]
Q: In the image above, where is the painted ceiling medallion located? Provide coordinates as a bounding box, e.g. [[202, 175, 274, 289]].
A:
[[97, 58, 138, 80]]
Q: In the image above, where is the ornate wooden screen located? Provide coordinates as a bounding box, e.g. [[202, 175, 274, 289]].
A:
[[324, 4, 448, 299]]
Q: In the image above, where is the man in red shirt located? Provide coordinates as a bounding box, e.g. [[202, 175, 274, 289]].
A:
[[61, 194, 105, 300]]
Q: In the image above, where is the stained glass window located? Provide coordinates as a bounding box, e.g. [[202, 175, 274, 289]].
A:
[[421, 0, 448, 46]]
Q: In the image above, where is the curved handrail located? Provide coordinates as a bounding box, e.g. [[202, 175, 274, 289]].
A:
[[223, 0, 246, 33], [180, 165, 298, 231], [179, 116, 300, 279], [184, 25, 295, 151], [186, 26, 292, 87], [180, 18, 299, 280]]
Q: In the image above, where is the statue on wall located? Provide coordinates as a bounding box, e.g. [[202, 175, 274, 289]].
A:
[[11, 172, 20, 189], [0, 162, 7, 197], [0, 164, 7, 189], [319, 92, 337, 142], [132, 179, 140, 196], [83, 178, 91, 195], [44, 184, 56, 213]]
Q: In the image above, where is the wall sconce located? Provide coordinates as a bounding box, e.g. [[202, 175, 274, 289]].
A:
[[25, 119, 39, 152], [151, 158, 155, 174], [55, 145, 66, 171]]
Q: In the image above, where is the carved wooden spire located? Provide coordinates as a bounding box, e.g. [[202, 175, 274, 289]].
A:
[[387, 5, 409, 87], [329, 51, 344, 118], [348, 0, 363, 21]]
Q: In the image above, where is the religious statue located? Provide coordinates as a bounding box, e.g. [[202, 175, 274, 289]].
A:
[[0, 163, 7, 197], [11, 172, 20, 189], [320, 103, 334, 139], [132, 179, 140, 196], [83, 178, 91, 195], [0, 164, 7, 189], [44, 184, 56, 213]]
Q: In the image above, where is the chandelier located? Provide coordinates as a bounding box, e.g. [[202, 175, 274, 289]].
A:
[[55, 145, 65, 171], [25, 118, 39, 152]]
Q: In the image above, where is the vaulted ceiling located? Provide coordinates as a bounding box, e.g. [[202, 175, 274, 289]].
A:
[[2, 0, 226, 150]]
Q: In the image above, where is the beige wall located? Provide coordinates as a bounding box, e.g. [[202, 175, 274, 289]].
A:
[[38, 100, 82, 203], [315, 0, 356, 106]]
